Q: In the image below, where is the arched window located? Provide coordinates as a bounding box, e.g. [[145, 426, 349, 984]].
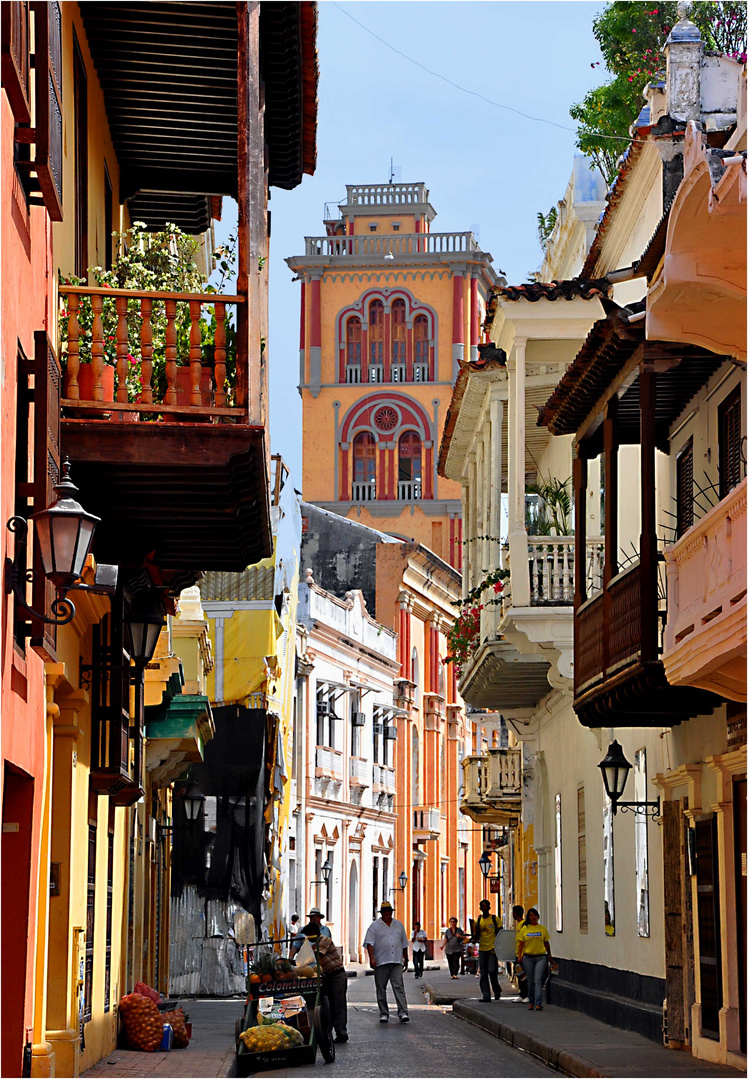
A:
[[352, 431, 376, 501], [398, 432, 422, 501], [369, 300, 384, 380], [345, 317, 362, 382], [414, 315, 429, 381], [391, 299, 406, 377], [411, 724, 419, 807]]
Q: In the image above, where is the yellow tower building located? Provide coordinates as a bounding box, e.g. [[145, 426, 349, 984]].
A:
[[287, 183, 498, 566]]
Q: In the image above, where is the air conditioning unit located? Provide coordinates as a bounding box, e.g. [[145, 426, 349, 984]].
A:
[[384, 725, 397, 740], [373, 723, 384, 735], [352, 711, 366, 727], [317, 701, 331, 716]]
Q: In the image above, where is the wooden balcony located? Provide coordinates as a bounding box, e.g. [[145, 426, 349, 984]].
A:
[[574, 561, 719, 727], [662, 479, 746, 700], [59, 285, 270, 579], [460, 752, 521, 825]]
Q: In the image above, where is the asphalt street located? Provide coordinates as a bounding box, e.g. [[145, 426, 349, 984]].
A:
[[253, 973, 556, 1078]]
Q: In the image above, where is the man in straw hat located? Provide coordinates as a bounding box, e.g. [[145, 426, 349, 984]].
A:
[[363, 901, 410, 1024]]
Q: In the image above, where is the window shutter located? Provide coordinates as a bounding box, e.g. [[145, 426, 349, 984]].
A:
[[31, 0, 63, 220], [676, 440, 693, 538], [30, 330, 61, 660], [1, 1, 31, 122], [719, 386, 742, 498]]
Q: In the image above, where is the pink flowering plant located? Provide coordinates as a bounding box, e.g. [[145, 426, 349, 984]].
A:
[[572, 1, 747, 182], [444, 539, 510, 676], [59, 222, 237, 403]]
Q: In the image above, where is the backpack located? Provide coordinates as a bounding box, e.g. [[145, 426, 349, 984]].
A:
[[473, 914, 500, 940]]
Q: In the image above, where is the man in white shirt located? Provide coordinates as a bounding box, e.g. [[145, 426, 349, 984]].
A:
[[363, 902, 410, 1023]]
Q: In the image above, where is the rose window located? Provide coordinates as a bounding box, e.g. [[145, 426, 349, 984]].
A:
[[374, 406, 398, 432]]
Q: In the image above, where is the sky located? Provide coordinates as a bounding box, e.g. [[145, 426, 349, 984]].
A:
[[217, 1, 608, 484]]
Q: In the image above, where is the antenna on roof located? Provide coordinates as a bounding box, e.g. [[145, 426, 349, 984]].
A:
[[388, 159, 401, 184]]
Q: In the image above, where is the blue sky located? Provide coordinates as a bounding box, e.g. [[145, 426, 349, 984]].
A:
[[218, 1, 607, 483]]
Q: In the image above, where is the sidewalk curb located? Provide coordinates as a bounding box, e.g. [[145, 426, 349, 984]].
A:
[[453, 1000, 601, 1078]]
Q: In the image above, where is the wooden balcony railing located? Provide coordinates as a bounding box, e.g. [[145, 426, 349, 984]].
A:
[[59, 285, 246, 421], [575, 562, 646, 693]]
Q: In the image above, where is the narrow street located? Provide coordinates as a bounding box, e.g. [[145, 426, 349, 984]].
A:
[[254, 975, 555, 1078]]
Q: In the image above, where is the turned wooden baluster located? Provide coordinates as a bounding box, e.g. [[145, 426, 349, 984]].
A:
[[91, 292, 105, 401], [165, 298, 177, 405], [65, 291, 81, 399], [189, 299, 203, 406], [214, 301, 226, 407], [115, 296, 129, 404], [140, 297, 153, 404]]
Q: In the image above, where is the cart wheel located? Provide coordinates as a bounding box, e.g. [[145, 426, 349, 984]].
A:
[[314, 997, 335, 1063], [235, 1015, 244, 1048]]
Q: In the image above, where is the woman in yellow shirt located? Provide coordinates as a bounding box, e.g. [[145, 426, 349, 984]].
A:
[[516, 908, 553, 1011]]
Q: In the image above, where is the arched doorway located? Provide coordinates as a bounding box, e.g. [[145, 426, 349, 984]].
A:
[[348, 861, 359, 962]]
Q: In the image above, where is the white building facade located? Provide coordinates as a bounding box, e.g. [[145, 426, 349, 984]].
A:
[[290, 573, 400, 962]]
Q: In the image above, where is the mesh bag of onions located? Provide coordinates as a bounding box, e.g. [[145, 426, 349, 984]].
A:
[[118, 993, 165, 1052]]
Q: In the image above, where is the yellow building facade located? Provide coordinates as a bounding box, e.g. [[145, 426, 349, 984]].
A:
[[287, 183, 498, 567]]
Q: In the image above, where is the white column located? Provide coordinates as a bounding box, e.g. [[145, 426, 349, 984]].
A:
[[467, 453, 477, 592], [508, 339, 530, 605], [488, 390, 504, 639]]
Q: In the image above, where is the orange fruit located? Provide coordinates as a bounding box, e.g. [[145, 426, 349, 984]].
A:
[[249, 974, 261, 984], [261, 974, 272, 983]]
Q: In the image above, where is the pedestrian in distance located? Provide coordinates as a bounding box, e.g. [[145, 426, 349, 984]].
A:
[[411, 921, 427, 979], [472, 898, 502, 1002], [511, 904, 528, 999], [363, 901, 410, 1024], [516, 907, 554, 1011], [442, 917, 466, 978], [289, 906, 330, 958]]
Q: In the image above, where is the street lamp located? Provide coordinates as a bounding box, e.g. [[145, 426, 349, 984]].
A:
[[598, 741, 660, 821], [127, 593, 167, 667], [5, 458, 102, 627], [390, 871, 408, 895], [313, 857, 333, 886], [157, 781, 205, 840], [478, 851, 492, 879]]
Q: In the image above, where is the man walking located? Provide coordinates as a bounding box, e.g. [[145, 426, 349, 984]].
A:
[[363, 902, 410, 1023], [291, 908, 348, 1043], [473, 898, 502, 1002]]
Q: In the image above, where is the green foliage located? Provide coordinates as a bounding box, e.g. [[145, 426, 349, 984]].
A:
[[526, 476, 573, 536], [571, 2, 747, 182], [59, 222, 238, 403], [536, 206, 558, 253]]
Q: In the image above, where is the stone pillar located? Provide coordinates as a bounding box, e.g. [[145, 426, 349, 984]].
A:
[[470, 277, 479, 362], [309, 275, 322, 398], [423, 440, 433, 500], [299, 280, 306, 387], [508, 340, 530, 605], [664, 2, 703, 123], [452, 273, 464, 374]]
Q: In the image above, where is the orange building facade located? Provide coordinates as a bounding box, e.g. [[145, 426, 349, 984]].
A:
[[287, 183, 499, 567]]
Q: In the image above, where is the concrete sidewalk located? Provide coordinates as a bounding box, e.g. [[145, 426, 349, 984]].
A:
[[422, 971, 745, 1078]]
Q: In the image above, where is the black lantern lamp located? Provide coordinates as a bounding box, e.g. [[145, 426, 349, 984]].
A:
[[5, 458, 109, 628], [598, 740, 660, 821], [127, 595, 166, 667], [478, 851, 493, 879], [398, 870, 408, 891], [182, 781, 206, 822], [313, 856, 334, 887]]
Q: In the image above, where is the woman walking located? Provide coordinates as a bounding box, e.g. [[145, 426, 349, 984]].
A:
[[516, 908, 553, 1010], [411, 921, 428, 979], [442, 917, 466, 978]]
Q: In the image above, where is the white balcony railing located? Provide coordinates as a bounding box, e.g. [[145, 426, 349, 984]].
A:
[[345, 365, 361, 384], [368, 364, 384, 383], [374, 764, 396, 792], [349, 756, 370, 786], [304, 231, 480, 258], [461, 757, 489, 803], [413, 807, 441, 835], [527, 537, 604, 604], [315, 746, 343, 779], [485, 747, 522, 798], [391, 364, 406, 382], [352, 482, 376, 503], [398, 480, 421, 502], [345, 182, 429, 207], [413, 363, 429, 382]]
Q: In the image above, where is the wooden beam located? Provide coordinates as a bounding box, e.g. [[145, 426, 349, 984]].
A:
[[639, 366, 658, 664], [602, 397, 619, 675]]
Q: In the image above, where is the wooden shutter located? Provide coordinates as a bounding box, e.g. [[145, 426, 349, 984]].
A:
[[577, 785, 588, 933], [695, 816, 722, 1038], [90, 608, 132, 797], [31, 0, 63, 221], [1, 1, 31, 122], [676, 439, 694, 538], [719, 386, 742, 498], [30, 330, 61, 660]]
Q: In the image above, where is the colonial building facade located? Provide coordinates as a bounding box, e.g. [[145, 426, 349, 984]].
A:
[[287, 183, 499, 567]]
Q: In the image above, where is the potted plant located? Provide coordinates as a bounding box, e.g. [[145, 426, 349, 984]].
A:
[[59, 223, 237, 409]]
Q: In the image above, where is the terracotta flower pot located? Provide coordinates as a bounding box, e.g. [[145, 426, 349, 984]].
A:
[[175, 365, 214, 407], [75, 362, 115, 402]]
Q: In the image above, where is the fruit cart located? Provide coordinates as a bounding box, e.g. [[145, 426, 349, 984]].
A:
[[235, 937, 335, 1075]]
